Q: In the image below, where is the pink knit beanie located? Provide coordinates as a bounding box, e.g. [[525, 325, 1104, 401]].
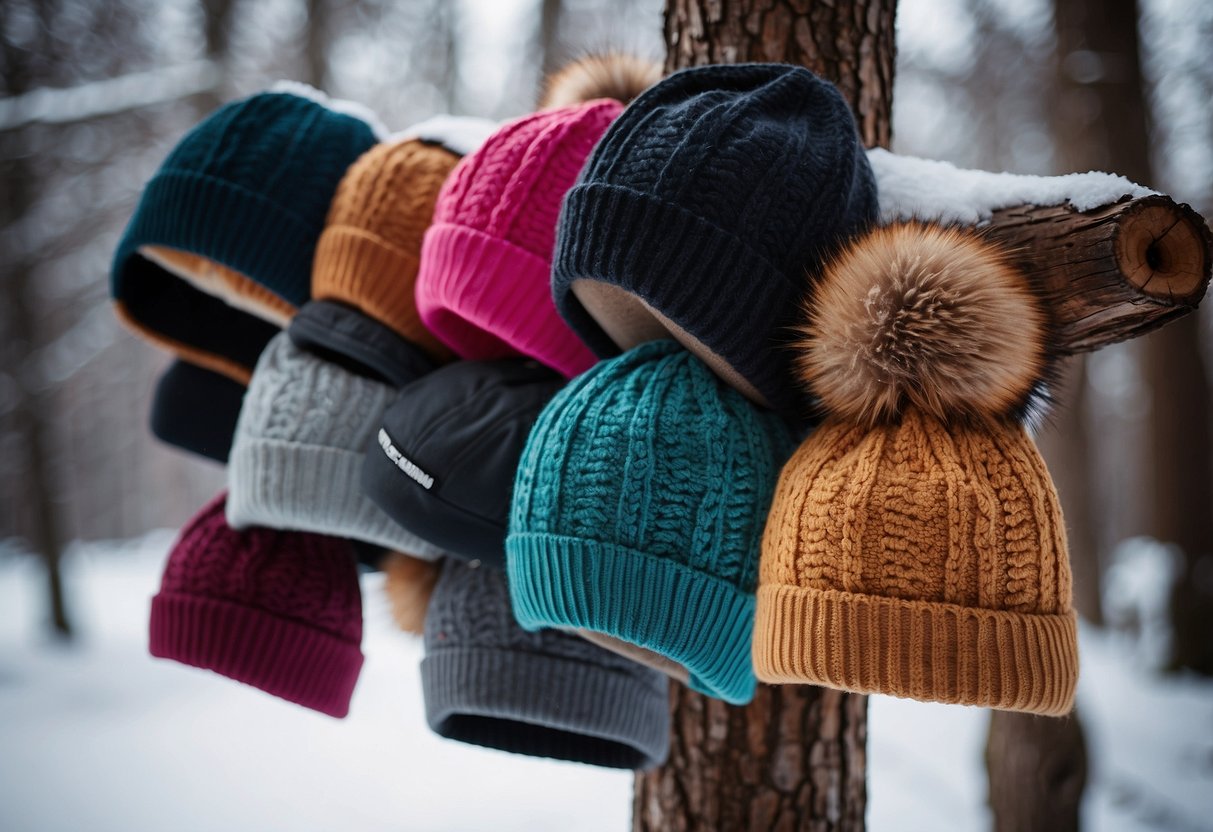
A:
[[415, 100, 621, 378], [148, 491, 364, 718]]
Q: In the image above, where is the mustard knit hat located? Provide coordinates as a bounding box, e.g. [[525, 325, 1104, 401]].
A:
[[754, 223, 1078, 716]]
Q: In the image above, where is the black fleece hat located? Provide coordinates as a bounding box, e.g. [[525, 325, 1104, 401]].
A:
[[552, 63, 878, 427], [149, 359, 245, 462], [360, 359, 564, 565], [288, 300, 437, 387]]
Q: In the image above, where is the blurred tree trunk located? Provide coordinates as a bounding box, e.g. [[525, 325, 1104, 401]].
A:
[[633, 3, 894, 830], [0, 11, 72, 639], [303, 0, 331, 90], [986, 709, 1088, 832]]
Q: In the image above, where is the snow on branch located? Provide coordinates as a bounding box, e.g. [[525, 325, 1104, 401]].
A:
[[0, 61, 220, 132]]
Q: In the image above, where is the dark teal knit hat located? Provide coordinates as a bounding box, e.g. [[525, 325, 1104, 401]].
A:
[[552, 63, 878, 427], [111, 86, 381, 383], [506, 340, 795, 704]]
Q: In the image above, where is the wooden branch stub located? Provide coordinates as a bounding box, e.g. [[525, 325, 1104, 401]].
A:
[[985, 194, 1212, 353]]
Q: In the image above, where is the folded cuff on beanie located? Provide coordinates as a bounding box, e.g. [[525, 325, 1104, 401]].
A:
[[149, 591, 364, 718], [418, 223, 596, 378], [226, 437, 443, 559], [421, 645, 670, 769], [752, 584, 1078, 716], [311, 226, 454, 364], [554, 183, 804, 414], [506, 532, 759, 705]]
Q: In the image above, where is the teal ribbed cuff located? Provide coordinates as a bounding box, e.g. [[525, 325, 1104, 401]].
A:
[[506, 532, 758, 705]]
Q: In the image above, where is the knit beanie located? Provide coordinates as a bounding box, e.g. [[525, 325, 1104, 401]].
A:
[[149, 358, 245, 463], [361, 358, 564, 565], [552, 63, 879, 423], [111, 86, 381, 383], [294, 125, 488, 372], [226, 332, 442, 559], [507, 340, 795, 704], [414, 100, 620, 378], [148, 492, 364, 718], [753, 224, 1077, 716], [422, 558, 670, 769]]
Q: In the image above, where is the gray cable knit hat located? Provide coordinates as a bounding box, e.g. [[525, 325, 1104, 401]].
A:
[[226, 332, 442, 558], [422, 558, 670, 769]]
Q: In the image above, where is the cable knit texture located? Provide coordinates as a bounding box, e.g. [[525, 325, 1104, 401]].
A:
[[110, 89, 379, 381], [754, 408, 1078, 716], [552, 64, 878, 426], [311, 138, 462, 363], [226, 332, 442, 559], [423, 558, 670, 769], [506, 340, 795, 704], [148, 492, 364, 718], [415, 101, 619, 377]]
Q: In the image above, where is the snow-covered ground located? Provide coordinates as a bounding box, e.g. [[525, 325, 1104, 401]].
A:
[[1, 535, 1210, 832]]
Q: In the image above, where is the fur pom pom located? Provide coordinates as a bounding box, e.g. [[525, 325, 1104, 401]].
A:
[[381, 551, 440, 636], [538, 53, 661, 109], [798, 223, 1055, 426]]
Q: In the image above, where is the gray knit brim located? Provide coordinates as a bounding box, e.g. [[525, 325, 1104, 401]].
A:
[[421, 646, 670, 769], [226, 436, 443, 559]]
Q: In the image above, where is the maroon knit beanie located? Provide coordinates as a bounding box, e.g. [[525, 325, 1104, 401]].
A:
[[148, 491, 365, 718]]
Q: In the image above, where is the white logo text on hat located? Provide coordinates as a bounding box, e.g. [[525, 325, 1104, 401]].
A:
[[378, 428, 435, 490]]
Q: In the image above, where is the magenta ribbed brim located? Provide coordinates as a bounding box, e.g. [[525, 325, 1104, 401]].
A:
[[415, 222, 596, 378], [148, 592, 364, 718]]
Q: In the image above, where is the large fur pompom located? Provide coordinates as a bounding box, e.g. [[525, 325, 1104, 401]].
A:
[[539, 53, 661, 109], [381, 551, 440, 636], [798, 223, 1054, 426]]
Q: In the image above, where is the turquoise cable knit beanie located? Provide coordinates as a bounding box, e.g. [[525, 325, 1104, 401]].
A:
[[506, 340, 795, 704]]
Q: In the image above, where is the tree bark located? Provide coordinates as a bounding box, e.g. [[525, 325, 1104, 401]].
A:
[[984, 195, 1211, 354], [635, 3, 895, 830], [985, 709, 1089, 832]]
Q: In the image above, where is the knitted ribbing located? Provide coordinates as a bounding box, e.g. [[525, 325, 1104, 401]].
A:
[[422, 559, 670, 769], [507, 340, 795, 703], [552, 64, 878, 424], [226, 332, 442, 558], [754, 408, 1078, 715], [148, 492, 364, 717], [312, 138, 461, 363], [415, 101, 619, 376]]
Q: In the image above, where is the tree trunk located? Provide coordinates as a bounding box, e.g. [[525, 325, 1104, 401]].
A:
[[635, 3, 896, 829], [985, 709, 1089, 832]]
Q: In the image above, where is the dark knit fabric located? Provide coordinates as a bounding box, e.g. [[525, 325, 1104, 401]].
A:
[[289, 300, 437, 387], [422, 558, 669, 769], [552, 63, 878, 426], [362, 359, 563, 565], [111, 90, 379, 376], [149, 359, 246, 463]]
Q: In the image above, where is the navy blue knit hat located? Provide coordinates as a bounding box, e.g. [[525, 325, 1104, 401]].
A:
[[552, 63, 878, 425], [111, 86, 381, 384], [149, 359, 245, 463]]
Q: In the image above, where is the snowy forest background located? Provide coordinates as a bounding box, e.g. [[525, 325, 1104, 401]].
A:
[[1, 0, 1211, 830]]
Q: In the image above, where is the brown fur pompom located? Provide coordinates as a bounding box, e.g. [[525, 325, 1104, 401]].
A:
[[381, 551, 441, 636], [799, 223, 1053, 426], [538, 53, 661, 109]]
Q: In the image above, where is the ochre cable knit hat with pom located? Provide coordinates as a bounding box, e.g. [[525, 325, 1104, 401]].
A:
[[111, 85, 381, 383], [289, 117, 498, 378], [753, 223, 1078, 716], [148, 491, 364, 718], [415, 55, 658, 378]]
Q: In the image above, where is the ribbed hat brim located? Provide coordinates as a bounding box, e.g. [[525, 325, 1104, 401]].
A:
[[753, 584, 1078, 716], [506, 532, 759, 705], [421, 645, 669, 769], [149, 591, 363, 718], [226, 437, 443, 559]]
